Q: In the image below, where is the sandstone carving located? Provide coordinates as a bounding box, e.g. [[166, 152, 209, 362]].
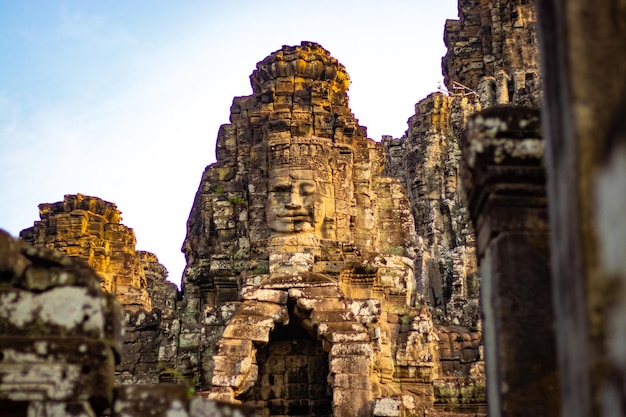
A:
[[180, 41, 439, 416], [20, 193, 157, 312], [383, 94, 481, 329], [442, 0, 541, 108], [2, 0, 551, 414]]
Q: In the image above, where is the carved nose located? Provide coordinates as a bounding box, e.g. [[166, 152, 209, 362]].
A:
[[286, 192, 302, 208]]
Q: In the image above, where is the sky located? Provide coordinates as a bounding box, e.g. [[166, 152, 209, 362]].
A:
[[0, 0, 458, 287]]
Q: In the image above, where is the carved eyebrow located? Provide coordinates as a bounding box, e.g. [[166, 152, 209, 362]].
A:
[[270, 183, 291, 192], [299, 182, 316, 193]]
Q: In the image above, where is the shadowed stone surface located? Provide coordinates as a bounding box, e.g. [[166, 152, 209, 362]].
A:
[[461, 107, 559, 417], [0, 229, 123, 416]]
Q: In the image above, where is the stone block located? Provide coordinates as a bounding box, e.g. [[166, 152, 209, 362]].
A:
[[284, 355, 308, 368], [332, 388, 371, 417], [284, 383, 308, 400], [0, 336, 115, 407], [286, 399, 310, 415], [241, 289, 288, 304], [228, 315, 276, 329], [212, 355, 253, 375], [221, 324, 272, 343], [372, 397, 401, 416], [329, 356, 370, 375], [285, 368, 308, 384], [332, 373, 371, 390], [216, 338, 254, 358], [330, 342, 372, 357]]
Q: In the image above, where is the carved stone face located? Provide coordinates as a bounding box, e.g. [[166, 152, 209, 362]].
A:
[[267, 168, 323, 236]]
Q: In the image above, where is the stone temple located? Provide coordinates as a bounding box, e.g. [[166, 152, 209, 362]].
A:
[[179, 41, 477, 415], [4, 0, 626, 416]]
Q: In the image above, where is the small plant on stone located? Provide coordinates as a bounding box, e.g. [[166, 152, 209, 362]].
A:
[[227, 196, 246, 205], [159, 365, 199, 399], [213, 183, 225, 194], [387, 246, 405, 256]]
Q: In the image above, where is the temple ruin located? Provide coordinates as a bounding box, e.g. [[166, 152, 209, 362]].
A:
[[3, 0, 625, 416]]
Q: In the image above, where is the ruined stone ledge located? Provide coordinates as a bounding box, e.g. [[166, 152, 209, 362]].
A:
[[0, 337, 115, 405]]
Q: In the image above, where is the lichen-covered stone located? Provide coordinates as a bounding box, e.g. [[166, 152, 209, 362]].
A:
[[0, 229, 122, 415]]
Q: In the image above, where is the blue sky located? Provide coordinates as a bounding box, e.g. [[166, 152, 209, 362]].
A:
[[0, 0, 458, 286]]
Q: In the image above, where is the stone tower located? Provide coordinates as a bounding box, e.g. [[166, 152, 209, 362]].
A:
[[383, 0, 541, 326], [20, 194, 157, 312], [180, 42, 455, 417]]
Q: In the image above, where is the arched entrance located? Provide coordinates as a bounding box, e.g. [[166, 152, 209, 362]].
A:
[[238, 314, 332, 416]]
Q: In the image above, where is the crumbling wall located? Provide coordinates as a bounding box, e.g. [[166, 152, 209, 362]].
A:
[[19, 194, 181, 386], [20, 194, 153, 312], [383, 94, 480, 327], [442, 0, 541, 107]]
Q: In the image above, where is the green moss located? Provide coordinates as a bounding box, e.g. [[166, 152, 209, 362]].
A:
[[251, 263, 269, 274], [159, 365, 199, 399], [227, 196, 246, 205], [213, 183, 225, 194]]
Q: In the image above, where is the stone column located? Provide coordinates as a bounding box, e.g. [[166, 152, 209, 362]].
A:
[[461, 107, 560, 417], [536, 1, 626, 415]]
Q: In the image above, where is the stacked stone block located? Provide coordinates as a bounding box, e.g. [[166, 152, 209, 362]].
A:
[[0, 229, 123, 416], [442, 0, 541, 107], [383, 94, 480, 326], [20, 194, 152, 312]]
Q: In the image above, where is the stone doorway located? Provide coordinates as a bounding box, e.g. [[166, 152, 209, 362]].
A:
[[239, 319, 332, 417]]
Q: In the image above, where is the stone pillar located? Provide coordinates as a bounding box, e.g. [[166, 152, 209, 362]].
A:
[[461, 107, 560, 417], [536, 1, 626, 415]]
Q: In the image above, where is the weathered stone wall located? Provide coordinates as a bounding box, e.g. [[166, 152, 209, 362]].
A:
[[20, 194, 153, 312], [383, 93, 480, 327], [139, 250, 177, 312], [18, 194, 183, 387], [0, 229, 123, 416], [442, 0, 541, 107], [461, 107, 559, 417], [380, 1, 543, 413], [179, 41, 469, 416], [384, 0, 541, 328]]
